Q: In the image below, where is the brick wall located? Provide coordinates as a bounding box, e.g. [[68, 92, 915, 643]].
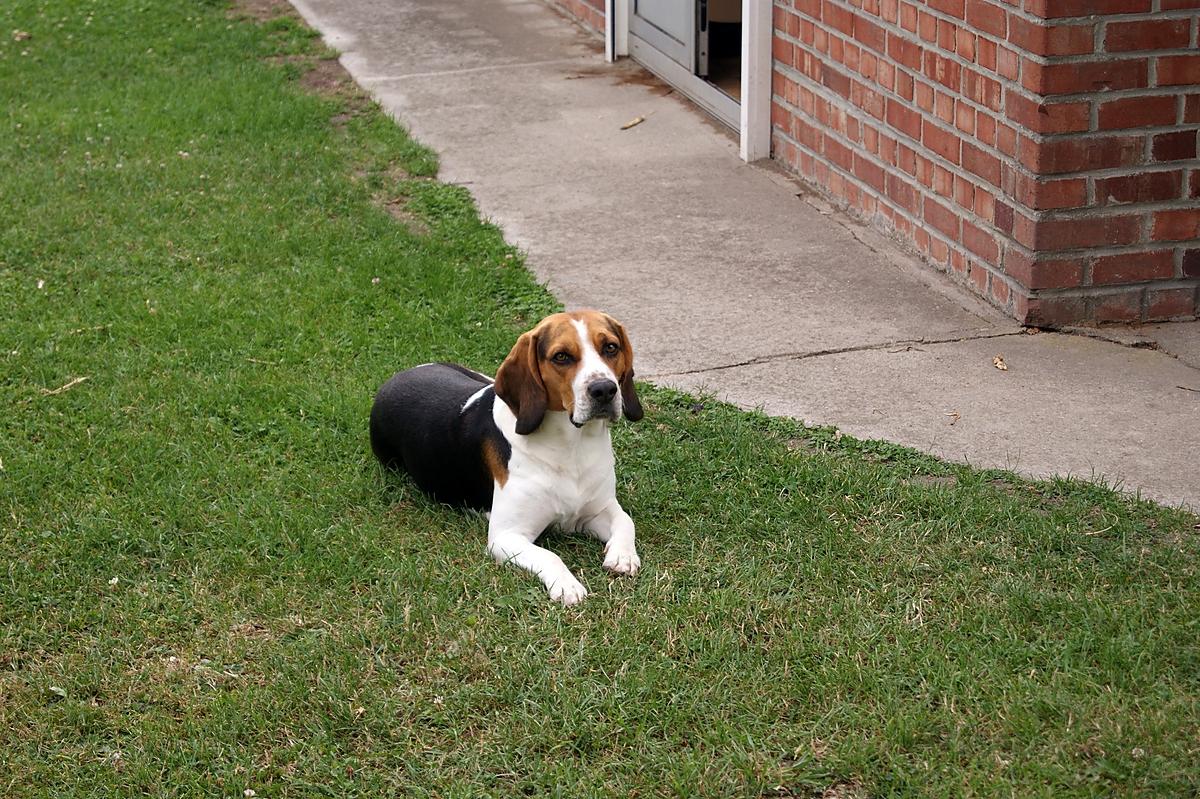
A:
[[553, 0, 606, 34], [773, 0, 1200, 325], [545, 0, 1200, 325]]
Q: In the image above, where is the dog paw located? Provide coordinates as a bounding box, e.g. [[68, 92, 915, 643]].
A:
[[549, 575, 588, 606], [603, 546, 641, 577]]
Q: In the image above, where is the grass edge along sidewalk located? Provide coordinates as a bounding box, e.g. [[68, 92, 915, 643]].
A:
[[1, 0, 1198, 796]]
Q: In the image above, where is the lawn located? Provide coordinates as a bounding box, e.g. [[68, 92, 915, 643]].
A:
[[2, 1, 1199, 796]]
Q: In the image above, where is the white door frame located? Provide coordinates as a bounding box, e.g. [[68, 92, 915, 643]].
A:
[[606, 0, 770, 162]]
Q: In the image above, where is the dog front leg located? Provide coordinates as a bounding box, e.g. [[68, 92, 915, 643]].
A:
[[586, 501, 640, 577], [487, 519, 587, 606]]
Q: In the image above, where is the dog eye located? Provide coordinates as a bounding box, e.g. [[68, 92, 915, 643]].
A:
[[602, 342, 619, 355], [552, 352, 574, 365]]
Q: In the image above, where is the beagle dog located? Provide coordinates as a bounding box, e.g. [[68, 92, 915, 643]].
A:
[[370, 311, 643, 605]]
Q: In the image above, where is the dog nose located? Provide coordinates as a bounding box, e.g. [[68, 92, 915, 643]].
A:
[[587, 379, 618, 403]]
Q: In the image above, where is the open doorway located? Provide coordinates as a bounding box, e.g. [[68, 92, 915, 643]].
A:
[[699, 0, 741, 101], [607, 0, 770, 161]]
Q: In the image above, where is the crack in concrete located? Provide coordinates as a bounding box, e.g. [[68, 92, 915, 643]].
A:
[[1059, 325, 1200, 372], [643, 329, 1028, 379]]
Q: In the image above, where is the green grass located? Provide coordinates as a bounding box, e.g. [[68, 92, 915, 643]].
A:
[[2, 1, 1199, 796]]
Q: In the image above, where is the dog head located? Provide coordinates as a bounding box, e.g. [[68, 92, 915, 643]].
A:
[[494, 310, 643, 435]]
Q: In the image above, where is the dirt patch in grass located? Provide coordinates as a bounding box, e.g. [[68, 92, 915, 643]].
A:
[[381, 196, 431, 236], [298, 56, 354, 96], [905, 474, 958, 488], [227, 0, 297, 22]]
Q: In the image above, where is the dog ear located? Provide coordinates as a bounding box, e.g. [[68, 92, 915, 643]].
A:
[[606, 315, 643, 423], [494, 329, 548, 435]]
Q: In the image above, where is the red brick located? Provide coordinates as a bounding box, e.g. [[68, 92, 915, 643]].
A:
[[955, 101, 976, 134], [950, 249, 967, 275], [1158, 56, 1200, 86], [976, 112, 997, 146], [1023, 59, 1148, 95], [899, 1, 918, 31], [1034, 215, 1142, 250], [963, 69, 1003, 111], [1093, 291, 1143, 323], [966, 0, 1008, 38], [937, 18, 957, 51], [853, 152, 887, 192], [995, 200, 1015, 233], [956, 27, 977, 60], [886, 172, 920, 213], [1191, 170, 1200, 198], [962, 141, 1002, 186], [886, 98, 922, 139], [969, 260, 990, 293], [887, 32, 923, 71], [924, 51, 962, 92], [796, 0, 823, 19], [975, 185, 997, 220], [820, 64, 853, 98], [996, 47, 1020, 80], [1007, 17, 1094, 56], [1183, 95, 1200, 123], [1096, 171, 1183, 204], [1184, 249, 1200, 277], [1022, 295, 1088, 326], [1162, 0, 1200, 8], [1023, 0, 1152, 18], [990, 274, 1011, 305], [1005, 92, 1089, 134], [1023, 135, 1144, 174], [1152, 131, 1199, 162], [830, 36, 845, 66], [823, 0, 854, 35], [923, 119, 962, 163], [977, 36, 997, 70], [1092, 251, 1176, 284], [877, 59, 896, 92], [1104, 19, 1191, 52], [854, 83, 886, 119], [924, 196, 962, 239], [1097, 95, 1179, 129], [824, 134, 854, 171], [1147, 288, 1197, 320], [1014, 174, 1087, 209], [963, 220, 1000, 261], [927, 0, 966, 19], [932, 164, 953, 196], [773, 37, 795, 67], [1153, 209, 1200, 240], [915, 81, 934, 112], [896, 70, 915, 100], [934, 91, 955, 123], [854, 16, 887, 54], [954, 174, 976, 208], [1004, 250, 1086, 289]]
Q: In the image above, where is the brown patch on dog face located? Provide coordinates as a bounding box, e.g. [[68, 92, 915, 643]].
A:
[[481, 438, 508, 487], [534, 314, 584, 417]]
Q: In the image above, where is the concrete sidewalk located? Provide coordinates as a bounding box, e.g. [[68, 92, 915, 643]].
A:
[[290, 0, 1200, 509]]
